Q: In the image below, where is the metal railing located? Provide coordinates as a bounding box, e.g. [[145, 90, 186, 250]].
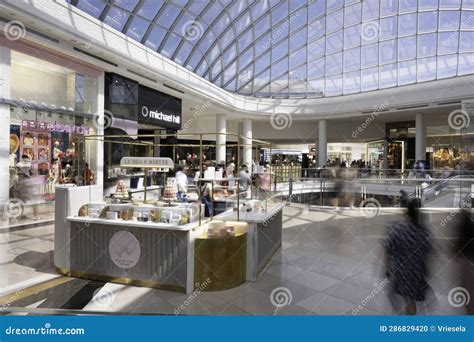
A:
[[273, 167, 470, 183], [271, 173, 473, 209]]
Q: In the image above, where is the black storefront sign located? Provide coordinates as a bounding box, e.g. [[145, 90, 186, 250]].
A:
[[138, 85, 182, 130]]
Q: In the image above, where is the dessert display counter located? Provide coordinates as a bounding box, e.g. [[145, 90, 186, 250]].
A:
[[215, 201, 285, 280], [55, 186, 206, 293], [54, 186, 284, 294]]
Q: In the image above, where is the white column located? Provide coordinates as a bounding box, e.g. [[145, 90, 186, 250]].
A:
[[242, 118, 252, 168], [216, 114, 226, 164], [0, 46, 11, 207], [318, 119, 327, 168], [153, 129, 161, 157], [415, 113, 426, 161], [95, 73, 104, 197]]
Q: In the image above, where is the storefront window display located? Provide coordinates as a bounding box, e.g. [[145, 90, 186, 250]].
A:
[[366, 140, 405, 171], [427, 124, 466, 171], [6, 49, 99, 216], [432, 145, 462, 169], [367, 140, 384, 169], [9, 107, 96, 204], [327, 143, 366, 164]]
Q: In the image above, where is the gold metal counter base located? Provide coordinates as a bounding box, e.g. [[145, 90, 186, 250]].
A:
[[56, 267, 186, 293], [194, 232, 247, 291]]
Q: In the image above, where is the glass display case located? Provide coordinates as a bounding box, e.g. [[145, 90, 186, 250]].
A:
[[222, 187, 284, 220], [76, 201, 203, 226]]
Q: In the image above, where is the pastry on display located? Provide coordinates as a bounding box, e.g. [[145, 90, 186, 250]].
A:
[[179, 211, 190, 225], [76, 201, 201, 226], [162, 177, 177, 201], [115, 180, 129, 199], [120, 207, 134, 220], [78, 204, 88, 217], [150, 209, 160, 222]]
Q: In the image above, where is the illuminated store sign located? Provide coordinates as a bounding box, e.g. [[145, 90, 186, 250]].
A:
[[137, 85, 182, 130], [141, 106, 180, 125], [120, 157, 174, 169], [22, 120, 90, 135]]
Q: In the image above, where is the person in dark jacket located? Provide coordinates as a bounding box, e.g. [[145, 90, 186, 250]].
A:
[[453, 209, 474, 314], [383, 194, 432, 315]]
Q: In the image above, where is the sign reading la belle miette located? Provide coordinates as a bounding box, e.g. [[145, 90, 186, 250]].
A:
[[120, 157, 174, 169]]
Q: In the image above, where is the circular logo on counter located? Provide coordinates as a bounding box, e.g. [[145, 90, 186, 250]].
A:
[[109, 231, 141, 269], [141, 106, 149, 117]]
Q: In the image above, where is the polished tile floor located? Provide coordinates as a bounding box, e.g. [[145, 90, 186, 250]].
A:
[[0, 205, 466, 315]]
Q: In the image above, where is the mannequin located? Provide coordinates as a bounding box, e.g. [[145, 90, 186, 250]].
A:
[[63, 163, 74, 183], [66, 142, 76, 163], [53, 141, 64, 160], [48, 158, 62, 185]]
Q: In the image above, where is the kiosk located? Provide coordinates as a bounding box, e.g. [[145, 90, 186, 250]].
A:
[[54, 136, 285, 294]]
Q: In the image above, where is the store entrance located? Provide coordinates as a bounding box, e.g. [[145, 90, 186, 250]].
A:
[[367, 139, 406, 172]]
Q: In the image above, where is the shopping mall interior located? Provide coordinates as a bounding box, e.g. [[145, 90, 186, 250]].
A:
[[0, 0, 472, 316]]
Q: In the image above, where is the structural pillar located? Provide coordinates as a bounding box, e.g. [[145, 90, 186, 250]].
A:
[[242, 118, 252, 169], [216, 114, 226, 164], [153, 129, 161, 157], [415, 113, 426, 161], [318, 119, 327, 168], [0, 46, 11, 207], [94, 73, 104, 198]]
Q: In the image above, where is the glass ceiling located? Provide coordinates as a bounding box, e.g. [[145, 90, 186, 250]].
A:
[[69, 0, 474, 98]]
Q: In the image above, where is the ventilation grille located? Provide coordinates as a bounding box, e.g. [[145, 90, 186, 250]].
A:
[[163, 83, 185, 94], [73, 47, 118, 67], [361, 108, 389, 114], [396, 104, 429, 110], [438, 101, 461, 106], [126, 69, 157, 83]]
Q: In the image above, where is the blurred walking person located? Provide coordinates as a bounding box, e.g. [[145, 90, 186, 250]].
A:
[[453, 209, 474, 314], [383, 194, 432, 315]]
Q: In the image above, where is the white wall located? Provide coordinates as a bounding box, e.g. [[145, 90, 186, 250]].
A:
[[10, 53, 72, 108], [252, 118, 386, 143], [177, 115, 239, 142]]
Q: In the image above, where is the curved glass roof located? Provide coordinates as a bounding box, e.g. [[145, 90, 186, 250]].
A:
[[70, 0, 474, 98]]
